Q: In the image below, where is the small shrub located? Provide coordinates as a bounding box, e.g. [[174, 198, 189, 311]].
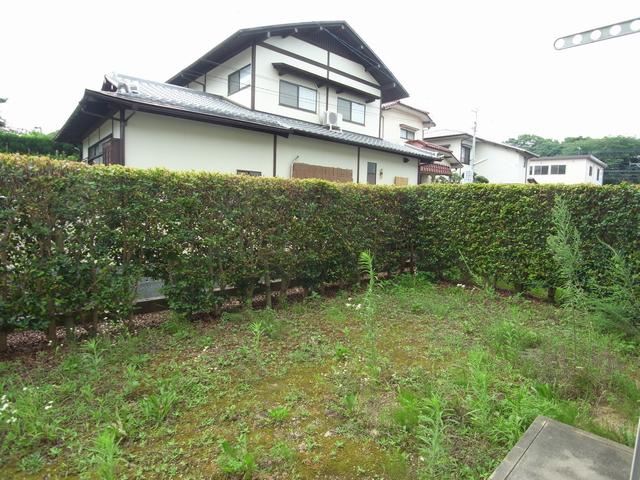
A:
[[391, 390, 421, 432], [269, 441, 296, 463], [90, 428, 120, 480], [18, 451, 45, 474], [333, 342, 350, 361]]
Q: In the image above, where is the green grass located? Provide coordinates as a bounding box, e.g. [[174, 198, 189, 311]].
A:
[[0, 276, 638, 478]]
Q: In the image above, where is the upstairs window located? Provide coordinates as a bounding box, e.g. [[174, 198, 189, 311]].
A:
[[534, 165, 549, 175], [461, 145, 471, 164], [337, 98, 365, 125], [279, 80, 317, 112], [550, 165, 566, 174], [400, 128, 415, 140], [228, 64, 251, 95]]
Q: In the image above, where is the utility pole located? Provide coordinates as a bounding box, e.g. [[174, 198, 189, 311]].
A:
[[462, 109, 478, 183]]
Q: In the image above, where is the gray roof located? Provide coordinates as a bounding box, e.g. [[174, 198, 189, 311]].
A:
[[59, 72, 438, 161]]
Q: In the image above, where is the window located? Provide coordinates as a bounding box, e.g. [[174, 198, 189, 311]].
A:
[[367, 162, 377, 185], [236, 170, 261, 176], [461, 145, 471, 165], [534, 165, 549, 175], [589, 165, 593, 176], [337, 98, 365, 125], [550, 165, 566, 174], [279, 80, 317, 112], [87, 136, 112, 165], [529, 166, 533, 175], [596, 168, 600, 180], [400, 128, 415, 140], [228, 64, 251, 95]]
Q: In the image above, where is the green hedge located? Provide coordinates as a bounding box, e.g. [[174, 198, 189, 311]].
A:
[[1, 154, 639, 348], [0, 131, 79, 158]]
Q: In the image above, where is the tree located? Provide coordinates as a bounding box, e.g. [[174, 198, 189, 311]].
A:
[[0, 97, 6, 128], [505, 134, 562, 157]]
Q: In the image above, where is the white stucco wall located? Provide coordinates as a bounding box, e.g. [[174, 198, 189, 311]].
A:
[[527, 158, 604, 185], [124, 112, 273, 174], [381, 107, 423, 144], [473, 142, 528, 184], [275, 135, 358, 180], [114, 111, 419, 185], [203, 47, 253, 108], [359, 148, 418, 185]]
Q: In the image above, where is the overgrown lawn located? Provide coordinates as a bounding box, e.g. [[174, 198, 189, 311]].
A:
[[1, 276, 638, 479]]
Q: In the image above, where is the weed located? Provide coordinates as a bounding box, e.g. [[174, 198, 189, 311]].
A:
[[140, 386, 178, 426], [217, 433, 256, 478], [342, 392, 359, 417], [269, 440, 296, 463], [18, 451, 45, 474], [417, 392, 451, 479], [333, 342, 350, 361], [359, 251, 381, 379], [268, 406, 290, 422], [392, 390, 421, 432], [90, 428, 120, 480]]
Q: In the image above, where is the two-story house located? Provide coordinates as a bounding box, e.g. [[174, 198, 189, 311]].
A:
[[56, 21, 439, 185], [423, 130, 538, 183], [380, 101, 461, 183]]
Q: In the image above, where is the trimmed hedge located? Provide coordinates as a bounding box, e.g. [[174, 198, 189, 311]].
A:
[[1, 154, 639, 349], [0, 131, 79, 159]]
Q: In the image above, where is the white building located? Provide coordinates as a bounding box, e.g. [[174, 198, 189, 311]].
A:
[[57, 21, 440, 186], [423, 130, 537, 184], [527, 155, 606, 185], [380, 102, 461, 182]]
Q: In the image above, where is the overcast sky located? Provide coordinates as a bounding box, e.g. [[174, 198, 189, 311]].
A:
[[1, 0, 638, 142]]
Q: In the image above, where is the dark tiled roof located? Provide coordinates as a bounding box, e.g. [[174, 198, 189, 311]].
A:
[[67, 73, 438, 161]]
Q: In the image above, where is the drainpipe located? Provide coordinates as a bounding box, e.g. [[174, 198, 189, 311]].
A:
[[119, 109, 126, 165]]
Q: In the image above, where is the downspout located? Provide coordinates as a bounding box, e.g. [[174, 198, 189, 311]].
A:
[[119, 109, 126, 165]]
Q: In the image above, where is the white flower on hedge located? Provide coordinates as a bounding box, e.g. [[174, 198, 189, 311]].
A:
[[44, 405, 52, 411], [456, 283, 466, 288], [345, 303, 352, 307], [355, 304, 362, 310]]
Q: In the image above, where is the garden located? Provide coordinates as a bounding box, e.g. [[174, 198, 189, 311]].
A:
[[0, 154, 639, 478]]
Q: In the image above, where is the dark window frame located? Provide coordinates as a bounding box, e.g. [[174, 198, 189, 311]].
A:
[[461, 145, 471, 165], [400, 128, 416, 140], [534, 165, 549, 175], [550, 165, 566, 175], [596, 168, 600, 181], [337, 97, 366, 125], [236, 169, 262, 177], [278, 80, 317, 113], [228, 64, 252, 96], [367, 161, 377, 185], [87, 135, 113, 164], [589, 165, 593, 176]]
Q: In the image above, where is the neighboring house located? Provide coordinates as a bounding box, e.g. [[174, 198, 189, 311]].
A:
[[527, 154, 606, 185], [380, 102, 461, 182], [56, 21, 440, 186], [423, 130, 538, 184]]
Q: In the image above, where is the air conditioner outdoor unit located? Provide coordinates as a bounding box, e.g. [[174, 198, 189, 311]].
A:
[[324, 111, 343, 131]]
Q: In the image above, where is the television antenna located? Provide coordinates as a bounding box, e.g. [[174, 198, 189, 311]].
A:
[[554, 17, 640, 50]]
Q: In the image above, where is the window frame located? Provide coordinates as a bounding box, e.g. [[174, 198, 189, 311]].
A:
[[534, 165, 549, 175], [337, 97, 366, 125], [400, 128, 416, 140], [596, 168, 600, 181], [278, 80, 317, 113], [461, 145, 471, 165], [550, 165, 566, 175], [366, 161, 377, 185], [87, 135, 113, 165], [228, 64, 252, 96], [589, 165, 593, 176], [236, 169, 262, 177]]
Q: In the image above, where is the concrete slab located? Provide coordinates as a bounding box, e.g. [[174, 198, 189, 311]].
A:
[[490, 416, 633, 480]]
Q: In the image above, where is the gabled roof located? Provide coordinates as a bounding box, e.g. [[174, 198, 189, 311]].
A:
[[532, 154, 607, 168], [56, 73, 438, 162], [166, 21, 409, 103], [423, 129, 538, 158], [382, 101, 436, 128]]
